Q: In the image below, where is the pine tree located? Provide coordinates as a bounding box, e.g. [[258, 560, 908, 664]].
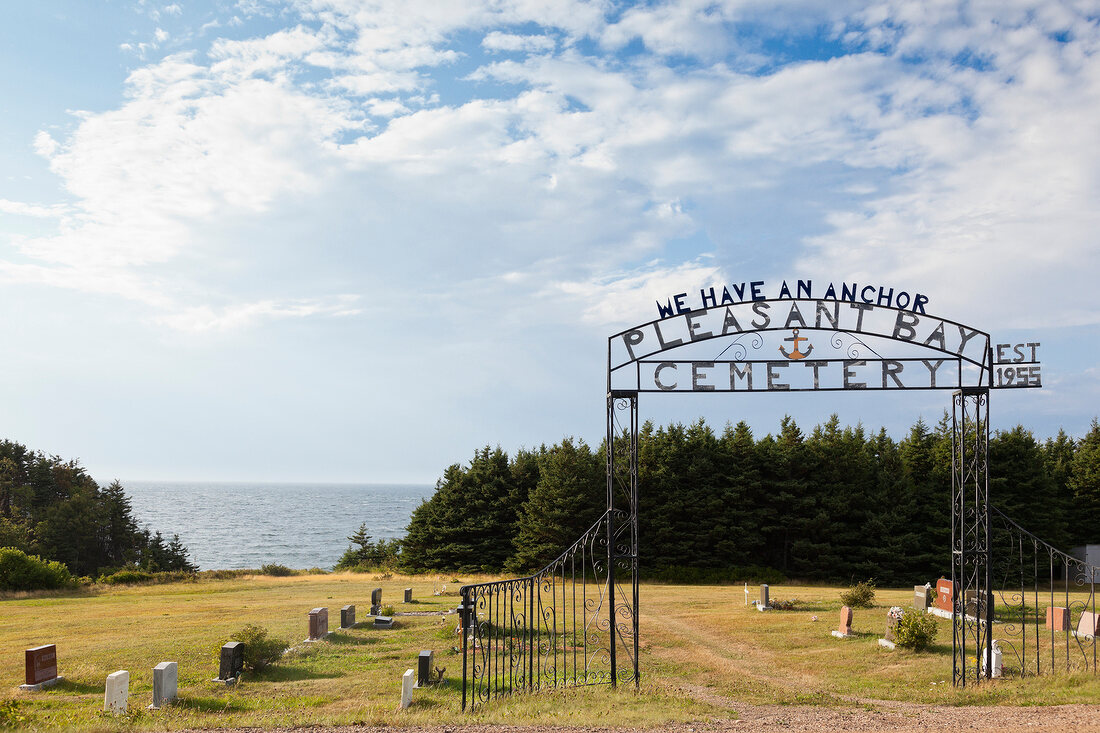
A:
[[1070, 419, 1100, 545]]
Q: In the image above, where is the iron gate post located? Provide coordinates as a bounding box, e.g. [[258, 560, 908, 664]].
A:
[[951, 387, 991, 686]]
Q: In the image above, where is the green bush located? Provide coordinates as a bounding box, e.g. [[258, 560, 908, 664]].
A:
[[0, 547, 74, 591], [839, 579, 876, 608], [894, 609, 938, 650], [259, 563, 295, 576], [100, 569, 154, 585], [229, 624, 289, 673]]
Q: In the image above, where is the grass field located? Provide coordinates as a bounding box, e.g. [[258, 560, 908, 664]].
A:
[[3, 575, 1100, 729]]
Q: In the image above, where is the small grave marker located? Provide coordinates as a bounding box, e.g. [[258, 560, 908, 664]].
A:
[[1077, 610, 1100, 639], [375, 616, 394, 628], [341, 605, 356, 629], [150, 661, 177, 709], [831, 606, 853, 638], [404, 587, 413, 603], [1046, 606, 1070, 631], [307, 607, 329, 641], [417, 650, 435, 687], [913, 585, 928, 611], [400, 668, 414, 709], [104, 670, 129, 714], [20, 645, 62, 690], [217, 641, 244, 683]]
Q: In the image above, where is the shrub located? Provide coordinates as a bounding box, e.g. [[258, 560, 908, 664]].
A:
[[840, 579, 876, 608], [894, 609, 938, 651], [380, 604, 396, 616], [259, 563, 295, 577], [229, 624, 289, 673], [0, 547, 74, 591], [769, 598, 800, 611], [100, 569, 154, 585]]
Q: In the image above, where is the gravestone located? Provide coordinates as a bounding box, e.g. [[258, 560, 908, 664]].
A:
[[831, 606, 853, 639], [21, 645, 62, 690], [400, 668, 414, 709], [371, 588, 383, 615], [375, 616, 394, 628], [1077, 610, 1100, 638], [150, 661, 177, 709], [417, 650, 435, 687], [913, 585, 928, 611], [1046, 606, 1070, 631], [341, 605, 356, 629], [404, 588, 413, 603], [104, 670, 129, 714], [935, 578, 954, 612], [218, 641, 244, 682], [308, 607, 329, 640], [759, 584, 770, 610]]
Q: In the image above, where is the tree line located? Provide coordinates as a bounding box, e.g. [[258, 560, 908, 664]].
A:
[[399, 416, 1100, 585], [0, 439, 194, 578]]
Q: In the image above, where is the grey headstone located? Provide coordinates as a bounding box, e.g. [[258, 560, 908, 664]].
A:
[[404, 587, 412, 603], [151, 661, 177, 708], [759, 584, 769, 608], [374, 616, 394, 628], [219, 641, 244, 680], [417, 649, 434, 686], [104, 670, 129, 714], [371, 587, 382, 606], [341, 604, 356, 628], [400, 668, 414, 709], [913, 585, 928, 611]]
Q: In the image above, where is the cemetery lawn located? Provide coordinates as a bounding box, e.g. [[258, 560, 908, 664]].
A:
[[3, 577, 1100, 730]]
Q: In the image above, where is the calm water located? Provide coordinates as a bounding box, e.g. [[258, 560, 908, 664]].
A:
[[122, 481, 434, 571]]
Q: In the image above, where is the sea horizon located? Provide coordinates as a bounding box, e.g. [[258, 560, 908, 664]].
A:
[[121, 480, 435, 572]]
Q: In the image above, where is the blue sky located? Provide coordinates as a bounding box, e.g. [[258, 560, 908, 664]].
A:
[[1, 0, 1098, 483]]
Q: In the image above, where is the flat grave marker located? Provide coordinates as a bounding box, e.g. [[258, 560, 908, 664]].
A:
[[375, 616, 394, 629]]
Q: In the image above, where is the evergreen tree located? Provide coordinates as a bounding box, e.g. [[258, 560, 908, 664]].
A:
[[509, 438, 604, 572], [1070, 419, 1100, 545]]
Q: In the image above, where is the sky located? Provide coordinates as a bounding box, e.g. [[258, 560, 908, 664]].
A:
[[1, 0, 1099, 484]]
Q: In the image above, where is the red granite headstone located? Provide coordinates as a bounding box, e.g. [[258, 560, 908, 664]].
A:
[[1046, 606, 1070, 631], [25, 645, 58, 686], [935, 579, 954, 612]]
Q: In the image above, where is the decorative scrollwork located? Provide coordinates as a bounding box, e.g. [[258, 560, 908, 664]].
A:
[[830, 332, 882, 359]]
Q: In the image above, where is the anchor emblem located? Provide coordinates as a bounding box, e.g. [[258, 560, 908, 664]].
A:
[[779, 329, 813, 360]]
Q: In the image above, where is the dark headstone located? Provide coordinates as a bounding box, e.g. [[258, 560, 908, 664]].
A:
[[374, 616, 394, 628], [418, 650, 435, 686], [404, 587, 412, 603], [759, 584, 769, 608], [913, 585, 928, 611], [308, 607, 329, 640], [24, 645, 58, 686], [340, 605, 356, 629], [371, 587, 382, 606], [219, 641, 244, 680]]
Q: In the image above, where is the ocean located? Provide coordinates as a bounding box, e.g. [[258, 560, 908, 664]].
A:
[[122, 481, 435, 571]]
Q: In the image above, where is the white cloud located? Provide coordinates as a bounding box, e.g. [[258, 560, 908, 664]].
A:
[[482, 31, 556, 53], [0, 199, 66, 219]]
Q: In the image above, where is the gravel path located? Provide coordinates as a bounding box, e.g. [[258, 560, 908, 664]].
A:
[[179, 705, 1100, 733]]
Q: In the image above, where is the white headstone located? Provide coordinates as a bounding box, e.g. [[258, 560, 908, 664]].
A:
[[104, 670, 129, 714], [400, 668, 415, 709], [151, 661, 178, 708]]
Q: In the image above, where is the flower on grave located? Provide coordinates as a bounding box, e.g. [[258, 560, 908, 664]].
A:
[[811, 615, 819, 622], [887, 606, 905, 622]]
